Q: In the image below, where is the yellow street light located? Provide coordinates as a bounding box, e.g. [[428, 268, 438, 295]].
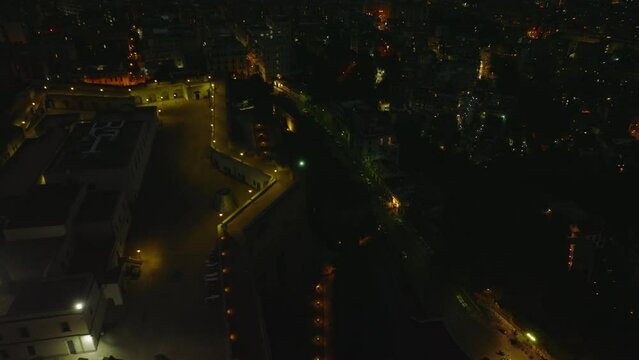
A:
[[136, 249, 141, 254], [526, 332, 537, 342]]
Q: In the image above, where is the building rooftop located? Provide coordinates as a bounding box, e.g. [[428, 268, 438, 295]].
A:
[[0, 274, 95, 319], [0, 127, 68, 198], [68, 233, 117, 283], [46, 107, 156, 174], [76, 191, 122, 224], [0, 236, 66, 281], [0, 184, 84, 229]]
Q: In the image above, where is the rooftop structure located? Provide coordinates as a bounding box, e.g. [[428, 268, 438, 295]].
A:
[[0, 275, 94, 319], [44, 107, 157, 201], [0, 126, 68, 198], [48, 112, 150, 172], [0, 274, 107, 358], [0, 184, 84, 233]]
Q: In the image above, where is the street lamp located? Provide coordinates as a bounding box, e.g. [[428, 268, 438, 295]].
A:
[[298, 160, 306, 168], [526, 332, 537, 342], [74, 302, 84, 310]]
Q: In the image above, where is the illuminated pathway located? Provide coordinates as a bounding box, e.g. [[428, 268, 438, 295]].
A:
[[209, 80, 299, 360]]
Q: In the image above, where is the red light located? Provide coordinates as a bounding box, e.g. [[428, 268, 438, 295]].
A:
[[48, 28, 56, 33], [378, 9, 384, 13]]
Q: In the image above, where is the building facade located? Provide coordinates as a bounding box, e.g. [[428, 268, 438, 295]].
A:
[[0, 275, 107, 359]]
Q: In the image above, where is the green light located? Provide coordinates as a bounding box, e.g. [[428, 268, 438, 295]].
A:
[[298, 160, 306, 167]]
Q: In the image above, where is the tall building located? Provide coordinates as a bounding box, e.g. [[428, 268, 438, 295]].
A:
[[248, 15, 292, 82]]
